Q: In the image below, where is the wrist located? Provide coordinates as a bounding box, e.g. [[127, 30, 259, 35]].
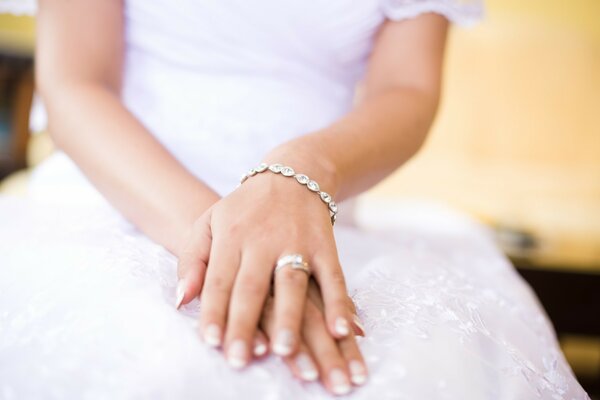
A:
[[239, 161, 339, 225], [262, 142, 341, 198]]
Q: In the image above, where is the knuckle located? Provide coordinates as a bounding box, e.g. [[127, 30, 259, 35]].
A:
[[228, 316, 254, 333], [192, 216, 206, 232], [327, 268, 346, 285], [225, 221, 243, 237], [318, 347, 344, 367], [239, 276, 266, 297], [201, 307, 224, 324], [340, 343, 362, 362], [208, 275, 230, 294], [304, 306, 325, 327], [278, 269, 308, 285], [178, 253, 199, 272], [329, 300, 350, 318]]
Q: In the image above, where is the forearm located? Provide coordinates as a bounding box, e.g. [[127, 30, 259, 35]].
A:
[[264, 15, 446, 203], [264, 86, 438, 201], [42, 82, 220, 255]]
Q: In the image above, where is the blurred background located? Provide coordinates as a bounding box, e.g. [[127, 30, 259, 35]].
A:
[[0, 0, 598, 396]]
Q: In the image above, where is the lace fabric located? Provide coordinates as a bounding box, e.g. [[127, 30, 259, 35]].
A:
[[0, 198, 589, 399]]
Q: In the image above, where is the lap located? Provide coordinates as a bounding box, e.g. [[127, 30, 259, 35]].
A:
[[0, 198, 587, 399]]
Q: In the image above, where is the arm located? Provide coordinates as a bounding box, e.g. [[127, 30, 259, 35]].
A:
[[264, 14, 449, 200], [36, 0, 220, 255]]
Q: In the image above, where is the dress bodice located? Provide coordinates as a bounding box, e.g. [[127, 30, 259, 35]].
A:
[[119, 0, 483, 196], [0, 0, 483, 199]]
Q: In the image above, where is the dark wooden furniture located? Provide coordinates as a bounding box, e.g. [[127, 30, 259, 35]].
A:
[[0, 52, 34, 180]]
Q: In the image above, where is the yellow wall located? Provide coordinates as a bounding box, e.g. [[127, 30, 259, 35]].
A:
[[368, 0, 600, 269], [0, 14, 35, 54], [489, 0, 600, 40]]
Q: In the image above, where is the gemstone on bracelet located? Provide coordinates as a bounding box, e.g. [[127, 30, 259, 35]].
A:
[[281, 166, 295, 176], [248, 168, 258, 176], [295, 174, 310, 184], [240, 173, 249, 184], [319, 191, 332, 203], [269, 164, 284, 173], [307, 180, 320, 192], [255, 163, 269, 173], [329, 201, 338, 213]]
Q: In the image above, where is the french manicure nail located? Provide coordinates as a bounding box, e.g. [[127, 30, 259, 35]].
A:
[[253, 340, 267, 357], [349, 360, 368, 385], [227, 339, 248, 369], [175, 279, 186, 309], [272, 329, 294, 356], [295, 353, 319, 381], [352, 314, 366, 336], [334, 317, 350, 336], [330, 368, 351, 395], [203, 324, 222, 347]]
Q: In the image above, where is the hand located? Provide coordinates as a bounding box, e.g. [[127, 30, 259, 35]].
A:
[[261, 279, 368, 395], [176, 163, 352, 368]]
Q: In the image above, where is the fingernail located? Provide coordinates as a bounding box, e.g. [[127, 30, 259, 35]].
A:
[[253, 339, 268, 357], [334, 317, 350, 336], [272, 329, 294, 356], [295, 353, 319, 381], [349, 360, 368, 385], [203, 324, 222, 347], [175, 279, 186, 309], [330, 368, 351, 395], [227, 339, 248, 369], [352, 314, 366, 336]]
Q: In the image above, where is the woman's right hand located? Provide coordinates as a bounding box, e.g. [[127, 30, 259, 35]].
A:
[[260, 280, 368, 396], [176, 163, 355, 370]]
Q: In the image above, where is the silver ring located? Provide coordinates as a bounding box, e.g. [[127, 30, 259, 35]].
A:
[[275, 253, 311, 276]]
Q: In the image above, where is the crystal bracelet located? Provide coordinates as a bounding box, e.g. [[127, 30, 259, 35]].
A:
[[239, 163, 338, 225]]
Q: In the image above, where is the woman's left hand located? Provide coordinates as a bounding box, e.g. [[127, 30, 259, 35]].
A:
[[261, 280, 368, 395], [175, 154, 352, 368]]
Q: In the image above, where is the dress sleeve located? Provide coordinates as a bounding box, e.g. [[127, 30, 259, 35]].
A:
[[381, 0, 484, 26], [0, 0, 36, 15]]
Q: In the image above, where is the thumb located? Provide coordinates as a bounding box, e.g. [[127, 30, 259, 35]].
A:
[[175, 207, 213, 309]]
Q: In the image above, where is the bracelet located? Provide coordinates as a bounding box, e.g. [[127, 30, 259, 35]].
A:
[[239, 163, 338, 225]]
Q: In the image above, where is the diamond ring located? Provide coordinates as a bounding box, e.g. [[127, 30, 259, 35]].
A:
[[274, 253, 311, 276]]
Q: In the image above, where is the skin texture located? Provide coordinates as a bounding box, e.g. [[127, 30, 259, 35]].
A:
[[36, 0, 448, 395]]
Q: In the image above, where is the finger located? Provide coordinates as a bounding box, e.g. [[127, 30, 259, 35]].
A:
[[260, 295, 319, 382], [302, 300, 352, 396], [253, 329, 269, 358], [283, 343, 320, 382], [198, 235, 240, 350], [271, 257, 310, 356], [351, 313, 366, 337], [307, 280, 365, 336], [338, 333, 368, 386], [223, 248, 272, 368], [308, 281, 368, 381], [347, 296, 365, 336], [310, 253, 353, 340], [175, 209, 213, 309]]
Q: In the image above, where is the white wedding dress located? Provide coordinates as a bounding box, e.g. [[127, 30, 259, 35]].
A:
[[0, 1, 589, 399]]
